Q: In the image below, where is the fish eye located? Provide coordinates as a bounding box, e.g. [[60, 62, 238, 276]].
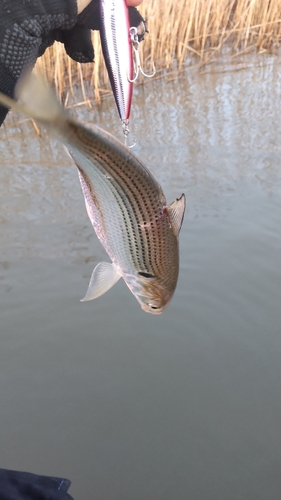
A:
[[150, 305, 158, 310], [138, 271, 155, 279]]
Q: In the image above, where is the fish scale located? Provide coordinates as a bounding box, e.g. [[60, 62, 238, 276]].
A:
[[72, 139, 165, 273]]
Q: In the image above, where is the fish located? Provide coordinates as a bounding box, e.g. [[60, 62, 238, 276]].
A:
[[99, 0, 133, 134], [0, 74, 186, 314]]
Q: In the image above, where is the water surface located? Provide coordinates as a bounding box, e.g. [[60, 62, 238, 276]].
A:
[[1, 55, 281, 500]]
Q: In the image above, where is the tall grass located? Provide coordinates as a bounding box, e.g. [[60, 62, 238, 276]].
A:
[[37, 0, 281, 101]]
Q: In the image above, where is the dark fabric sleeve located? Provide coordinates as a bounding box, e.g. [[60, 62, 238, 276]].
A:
[[0, 468, 74, 500]]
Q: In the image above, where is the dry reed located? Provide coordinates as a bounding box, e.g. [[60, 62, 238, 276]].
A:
[[37, 0, 281, 102]]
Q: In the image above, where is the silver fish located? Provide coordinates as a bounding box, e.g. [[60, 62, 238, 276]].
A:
[[0, 75, 185, 314]]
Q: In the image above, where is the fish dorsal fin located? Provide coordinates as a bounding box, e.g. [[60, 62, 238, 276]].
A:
[[166, 194, 186, 237], [80, 262, 121, 302]]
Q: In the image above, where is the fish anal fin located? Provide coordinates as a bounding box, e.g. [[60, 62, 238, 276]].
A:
[[81, 262, 121, 302], [166, 194, 186, 237]]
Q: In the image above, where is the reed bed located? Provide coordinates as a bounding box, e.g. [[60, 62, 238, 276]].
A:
[[37, 0, 281, 102]]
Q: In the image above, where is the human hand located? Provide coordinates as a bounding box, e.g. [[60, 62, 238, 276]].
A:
[[0, 0, 146, 125], [77, 0, 144, 13], [65, 0, 146, 63]]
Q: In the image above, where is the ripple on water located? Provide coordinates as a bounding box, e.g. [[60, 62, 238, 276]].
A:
[[1, 56, 281, 500]]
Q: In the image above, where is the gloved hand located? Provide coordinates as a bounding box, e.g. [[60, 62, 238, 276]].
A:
[[0, 0, 146, 125]]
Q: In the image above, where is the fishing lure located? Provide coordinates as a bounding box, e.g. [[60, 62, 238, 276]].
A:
[[99, 0, 133, 140], [99, 0, 155, 144]]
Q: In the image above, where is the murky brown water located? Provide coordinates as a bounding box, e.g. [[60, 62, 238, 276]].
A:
[[1, 55, 281, 500]]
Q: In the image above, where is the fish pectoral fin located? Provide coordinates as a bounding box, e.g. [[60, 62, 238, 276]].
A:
[[80, 262, 121, 302], [166, 193, 186, 237]]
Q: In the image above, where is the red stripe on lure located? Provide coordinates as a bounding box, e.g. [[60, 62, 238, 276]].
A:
[[99, 0, 133, 138]]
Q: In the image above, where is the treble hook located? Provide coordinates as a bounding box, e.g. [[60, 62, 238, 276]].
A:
[[128, 27, 156, 83]]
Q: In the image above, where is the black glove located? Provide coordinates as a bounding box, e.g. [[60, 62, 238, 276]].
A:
[[40, 4, 146, 63], [0, 0, 146, 126], [0, 0, 80, 124], [76, 3, 146, 41]]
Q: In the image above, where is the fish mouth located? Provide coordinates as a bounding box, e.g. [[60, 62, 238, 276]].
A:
[[140, 302, 166, 314], [137, 292, 171, 315]]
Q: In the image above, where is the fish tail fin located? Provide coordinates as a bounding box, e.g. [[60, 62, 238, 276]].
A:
[[0, 72, 67, 124]]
